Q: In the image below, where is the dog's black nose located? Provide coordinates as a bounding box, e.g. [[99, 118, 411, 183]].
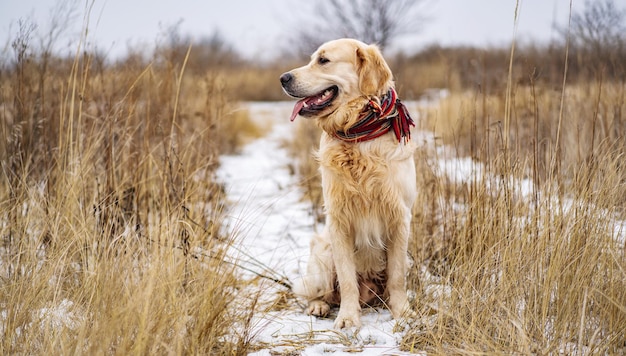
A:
[[280, 72, 293, 86]]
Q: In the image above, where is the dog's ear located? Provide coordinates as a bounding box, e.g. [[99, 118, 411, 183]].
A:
[[356, 44, 392, 96]]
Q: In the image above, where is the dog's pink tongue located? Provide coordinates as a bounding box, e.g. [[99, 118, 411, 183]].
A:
[[289, 99, 305, 122]]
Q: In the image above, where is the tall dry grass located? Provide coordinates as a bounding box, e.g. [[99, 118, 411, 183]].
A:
[[422, 81, 625, 182], [404, 129, 626, 353], [406, 34, 626, 353], [0, 24, 263, 355]]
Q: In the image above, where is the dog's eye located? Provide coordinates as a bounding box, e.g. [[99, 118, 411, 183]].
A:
[[318, 57, 330, 65]]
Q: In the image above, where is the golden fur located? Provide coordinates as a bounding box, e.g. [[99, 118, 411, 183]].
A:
[[281, 39, 417, 329]]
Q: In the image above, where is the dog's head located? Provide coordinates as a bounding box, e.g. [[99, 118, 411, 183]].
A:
[[280, 38, 393, 122]]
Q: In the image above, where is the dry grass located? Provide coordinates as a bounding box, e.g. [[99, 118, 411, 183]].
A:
[[405, 144, 626, 354], [0, 29, 265, 354], [407, 62, 626, 351], [402, 70, 626, 352], [420, 82, 626, 180]]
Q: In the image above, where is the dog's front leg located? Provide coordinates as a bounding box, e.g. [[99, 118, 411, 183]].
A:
[[386, 218, 411, 319], [329, 219, 361, 329]]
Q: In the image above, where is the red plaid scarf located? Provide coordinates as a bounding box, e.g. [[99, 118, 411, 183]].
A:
[[334, 88, 415, 144]]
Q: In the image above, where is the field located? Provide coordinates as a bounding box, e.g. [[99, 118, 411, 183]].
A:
[[2, 5, 626, 355]]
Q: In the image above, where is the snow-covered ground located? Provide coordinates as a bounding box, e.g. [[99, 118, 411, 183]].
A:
[[216, 102, 420, 355]]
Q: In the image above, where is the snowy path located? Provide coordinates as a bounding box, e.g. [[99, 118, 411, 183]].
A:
[[216, 102, 415, 355], [217, 102, 313, 285]]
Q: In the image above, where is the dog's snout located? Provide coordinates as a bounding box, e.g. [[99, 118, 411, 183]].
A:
[[280, 72, 293, 87]]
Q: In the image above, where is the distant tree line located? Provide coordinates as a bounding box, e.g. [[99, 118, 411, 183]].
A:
[[2, 0, 625, 101]]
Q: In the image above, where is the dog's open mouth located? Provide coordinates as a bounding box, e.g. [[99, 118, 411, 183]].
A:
[[289, 86, 338, 121]]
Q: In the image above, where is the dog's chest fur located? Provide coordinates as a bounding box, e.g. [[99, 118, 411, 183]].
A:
[[316, 133, 414, 274], [317, 132, 413, 199]]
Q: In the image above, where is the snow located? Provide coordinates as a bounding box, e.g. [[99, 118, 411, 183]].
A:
[[0, 299, 81, 337], [249, 309, 413, 356], [216, 102, 314, 286], [34, 299, 81, 331], [216, 102, 421, 355]]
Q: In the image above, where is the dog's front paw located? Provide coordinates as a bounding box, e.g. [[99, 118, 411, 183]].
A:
[[334, 308, 361, 329], [389, 294, 414, 320], [306, 300, 330, 317], [392, 304, 417, 320]]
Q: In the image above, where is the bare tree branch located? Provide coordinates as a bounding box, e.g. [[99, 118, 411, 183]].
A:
[[288, 0, 431, 56], [557, 0, 626, 53]]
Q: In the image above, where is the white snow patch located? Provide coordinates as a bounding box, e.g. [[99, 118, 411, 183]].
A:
[[217, 102, 315, 286], [34, 299, 81, 331], [247, 308, 416, 356]]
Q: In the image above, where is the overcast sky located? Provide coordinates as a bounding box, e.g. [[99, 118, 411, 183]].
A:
[[1, 0, 624, 60]]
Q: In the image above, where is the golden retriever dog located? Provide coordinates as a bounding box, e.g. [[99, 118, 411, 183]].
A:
[[280, 38, 417, 329]]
